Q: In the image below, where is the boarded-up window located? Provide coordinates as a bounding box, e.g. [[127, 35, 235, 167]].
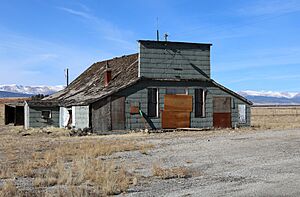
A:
[[148, 88, 158, 117], [238, 104, 246, 123], [195, 89, 206, 117]]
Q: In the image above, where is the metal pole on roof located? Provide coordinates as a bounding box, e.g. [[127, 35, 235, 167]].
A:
[[65, 68, 69, 87], [156, 17, 159, 41]]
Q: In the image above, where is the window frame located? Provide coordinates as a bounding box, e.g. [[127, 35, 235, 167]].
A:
[[195, 88, 206, 118], [41, 110, 52, 119]]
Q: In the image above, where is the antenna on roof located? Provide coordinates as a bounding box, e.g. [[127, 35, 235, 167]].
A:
[[105, 61, 109, 69], [64, 68, 69, 87], [164, 33, 168, 41], [156, 17, 159, 41]]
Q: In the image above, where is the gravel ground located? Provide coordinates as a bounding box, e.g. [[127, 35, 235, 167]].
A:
[[118, 129, 300, 197]]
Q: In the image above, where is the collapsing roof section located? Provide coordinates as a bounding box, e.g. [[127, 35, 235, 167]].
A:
[[42, 53, 139, 106]]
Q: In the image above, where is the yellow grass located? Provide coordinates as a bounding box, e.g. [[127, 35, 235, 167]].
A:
[[251, 106, 300, 129], [0, 181, 18, 197], [0, 126, 153, 196], [152, 164, 191, 179]]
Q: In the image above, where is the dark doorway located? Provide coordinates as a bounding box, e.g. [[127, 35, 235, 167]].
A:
[[5, 105, 15, 125], [5, 105, 24, 126], [213, 97, 232, 128], [15, 106, 24, 126]]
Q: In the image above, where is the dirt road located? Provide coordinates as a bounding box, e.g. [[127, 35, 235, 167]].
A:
[[122, 129, 300, 196]]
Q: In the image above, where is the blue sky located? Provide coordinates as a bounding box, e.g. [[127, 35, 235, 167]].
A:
[[0, 0, 300, 91]]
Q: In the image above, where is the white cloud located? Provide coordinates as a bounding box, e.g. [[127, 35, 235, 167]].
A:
[[57, 5, 136, 51]]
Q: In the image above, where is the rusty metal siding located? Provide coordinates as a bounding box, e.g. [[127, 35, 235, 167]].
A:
[[213, 113, 232, 128], [139, 41, 211, 80]]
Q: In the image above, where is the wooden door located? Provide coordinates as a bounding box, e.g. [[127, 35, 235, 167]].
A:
[[213, 97, 231, 128], [111, 97, 125, 130], [162, 94, 192, 129]]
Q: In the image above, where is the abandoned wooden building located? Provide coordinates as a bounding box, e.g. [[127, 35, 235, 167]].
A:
[[0, 98, 31, 126], [25, 40, 252, 131]]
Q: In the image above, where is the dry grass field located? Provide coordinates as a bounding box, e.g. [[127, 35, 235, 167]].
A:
[[0, 126, 153, 196], [251, 105, 300, 129]]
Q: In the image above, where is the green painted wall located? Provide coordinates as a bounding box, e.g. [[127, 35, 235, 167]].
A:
[[111, 80, 251, 131], [29, 107, 59, 128]]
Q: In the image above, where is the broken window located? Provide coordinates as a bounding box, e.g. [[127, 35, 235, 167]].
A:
[[195, 89, 206, 118], [238, 104, 246, 123], [41, 110, 51, 119], [148, 88, 158, 117]]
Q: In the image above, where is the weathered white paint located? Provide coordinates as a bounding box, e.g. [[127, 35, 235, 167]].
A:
[[24, 101, 29, 129], [72, 106, 76, 128], [71, 106, 89, 130], [238, 104, 246, 123], [59, 107, 69, 128]]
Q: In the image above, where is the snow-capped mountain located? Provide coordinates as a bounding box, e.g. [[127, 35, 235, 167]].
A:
[[238, 90, 300, 99], [238, 90, 300, 105], [0, 84, 65, 95]]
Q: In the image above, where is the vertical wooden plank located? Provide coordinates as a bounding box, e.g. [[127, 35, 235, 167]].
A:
[[111, 97, 125, 130]]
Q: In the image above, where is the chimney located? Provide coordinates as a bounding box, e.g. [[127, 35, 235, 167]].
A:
[[104, 61, 112, 87], [104, 69, 112, 87]]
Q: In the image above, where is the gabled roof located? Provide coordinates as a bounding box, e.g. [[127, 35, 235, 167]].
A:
[[36, 41, 251, 107], [43, 53, 139, 106], [210, 80, 253, 105]]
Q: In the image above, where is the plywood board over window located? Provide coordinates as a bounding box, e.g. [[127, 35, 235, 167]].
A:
[[162, 94, 192, 129], [164, 94, 192, 112]]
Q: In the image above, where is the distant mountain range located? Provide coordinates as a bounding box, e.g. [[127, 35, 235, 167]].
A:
[[1, 85, 300, 105], [0, 91, 32, 98], [0, 84, 64, 97], [0, 85, 64, 98], [238, 90, 300, 105]]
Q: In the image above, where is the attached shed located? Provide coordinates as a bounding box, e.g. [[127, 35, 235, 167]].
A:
[[0, 98, 31, 126], [24, 101, 60, 129], [25, 40, 252, 131]]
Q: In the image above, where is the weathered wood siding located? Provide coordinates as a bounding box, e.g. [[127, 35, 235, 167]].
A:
[[28, 107, 59, 128], [112, 80, 251, 131], [91, 97, 111, 132], [139, 41, 211, 79]]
